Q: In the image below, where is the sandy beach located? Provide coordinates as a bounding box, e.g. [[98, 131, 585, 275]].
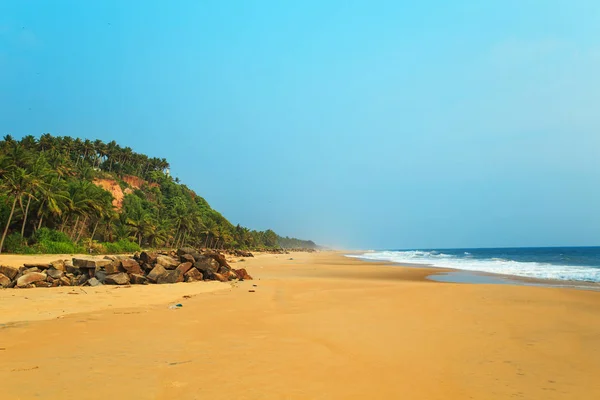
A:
[[1, 251, 599, 399]]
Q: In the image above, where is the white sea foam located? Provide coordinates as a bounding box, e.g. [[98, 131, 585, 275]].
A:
[[346, 250, 600, 282]]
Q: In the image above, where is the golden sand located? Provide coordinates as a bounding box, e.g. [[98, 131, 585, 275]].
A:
[[1, 252, 599, 399]]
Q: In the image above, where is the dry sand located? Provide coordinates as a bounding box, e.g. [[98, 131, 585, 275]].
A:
[[1, 251, 599, 399]]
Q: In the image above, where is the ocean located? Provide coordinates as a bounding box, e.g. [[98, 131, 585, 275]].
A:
[[347, 247, 600, 283]]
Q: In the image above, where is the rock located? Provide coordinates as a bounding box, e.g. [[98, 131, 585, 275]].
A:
[[177, 247, 203, 262], [95, 270, 107, 283], [212, 272, 228, 282], [72, 258, 112, 269], [33, 281, 51, 287], [77, 275, 88, 286], [233, 268, 253, 280], [156, 255, 179, 270], [205, 251, 231, 269], [139, 251, 158, 265], [0, 265, 19, 280], [234, 250, 254, 257], [184, 268, 203, 282], [59, 277, 71, 286], [157, 270, 183, 284], [65, 263, 80, 275], [103, 255, 119, 261], [120, 259, 142, 274], [147, 265, 168, 283], [180, 254, 196, 264], [130, 274, 148, 285], [51, 278, 60, 287], [17, 272, 47, 288], [140, 262, 153, 273], [176, 262, 193, 275], [218, 265, 231, 275], [104, 261, 123, 275], [105, 272, 130, 285], [23, 263, 51, 269], [87, 277, 102, 287], [46, 268, 64, 280], [23, 267, 41, 274], [0, 273, 11, 288], [193, 256, 220, 275], [50, 260, 66, 271]]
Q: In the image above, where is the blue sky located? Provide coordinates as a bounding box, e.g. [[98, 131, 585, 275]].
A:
[[1, 1, 600, 249]]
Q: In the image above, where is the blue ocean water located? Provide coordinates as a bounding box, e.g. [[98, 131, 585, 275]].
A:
[[347, 247, 600, 282]]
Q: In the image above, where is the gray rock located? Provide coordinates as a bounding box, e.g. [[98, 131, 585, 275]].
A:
[[72, 258, 112, 269], [95, 270, 107, 283], [16, 272, 47, 288], [130, 273, 148, 285], [156, 255, 179, 270], [194, 256, 220, 275], [139, 251, 158, 265], [46, 268, 64, 279], [87, 277, 102, 287], [147, 265, 168, 283], [157, 269, 183, 284], [105, 272, 130, 285]]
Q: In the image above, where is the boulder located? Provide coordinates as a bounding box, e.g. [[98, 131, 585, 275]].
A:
[[77, 275, 88, 286], [95, 270, 107, 283], [46, 268, 64, 280], [233, 268, 253, 280], [130, 274, 148, 285], [17, 272, 47, 288], [193, 256, 220, 275], [176, 262, 193, 275], [104, 261, 124, 275], [205, 251, 231, 269], [0, 273, 11, 288], [180, 254, 196, 264], [120, 259, 142, 274], [33, 281, 51, 287], [184, 268, 203, 282], [23, 263, 51, 269], [212, 272, 228, 282], [65, 263, 80, 275], [59, 276, 72, 286], [147, 265, 168, 283], [105, 272, 130, 285], [87, 277, 102, 287], [139, 251, 158, 265], [218, 266, 231, 275], [72, 258, 112, 269], [157, 270, 183, 284], [49, 260, 66, 271], [24, 267, 42, 275], [156, 255, 179, 270], [177, 247, 203, 262], [0, 265, 19, 280]]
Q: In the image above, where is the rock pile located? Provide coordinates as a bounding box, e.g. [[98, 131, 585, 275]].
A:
[[0, 247, 252, 289]]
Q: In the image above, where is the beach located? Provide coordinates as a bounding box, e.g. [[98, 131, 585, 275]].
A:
[[1, 251, 599, 399]]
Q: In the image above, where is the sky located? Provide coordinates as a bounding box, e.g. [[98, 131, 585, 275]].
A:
[[1, 0, 600, 249]]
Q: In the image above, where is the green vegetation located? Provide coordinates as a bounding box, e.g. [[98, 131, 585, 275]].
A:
[[0, 134, 317, 254]]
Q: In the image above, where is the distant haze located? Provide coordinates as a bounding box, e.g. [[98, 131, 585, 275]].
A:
[[2, 1, 599, 249]]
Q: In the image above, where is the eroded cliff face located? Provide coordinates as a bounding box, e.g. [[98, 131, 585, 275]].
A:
[[93, 179, 127, 209]]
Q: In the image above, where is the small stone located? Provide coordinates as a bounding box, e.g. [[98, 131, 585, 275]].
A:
[[16, 272, 47, 288], [59, 277, 71, 286], [33, 281, 51, 287], [105, 272, 130, 285]]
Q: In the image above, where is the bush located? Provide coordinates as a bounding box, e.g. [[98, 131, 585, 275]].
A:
[[33, 228, 72, 244], [3, 232, 28, 253], [101, 239, 140, 254]]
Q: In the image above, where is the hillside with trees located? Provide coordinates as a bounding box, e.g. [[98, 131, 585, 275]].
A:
[[0, 134, 317, 254]]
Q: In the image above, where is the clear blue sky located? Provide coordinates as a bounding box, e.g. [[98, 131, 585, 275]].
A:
[[2, 1, 599, 249]]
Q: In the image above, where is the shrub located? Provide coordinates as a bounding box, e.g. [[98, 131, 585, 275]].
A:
[[33, 228, 72, 244], [3, 232, 27, 253], [101, 239, 140, 254]]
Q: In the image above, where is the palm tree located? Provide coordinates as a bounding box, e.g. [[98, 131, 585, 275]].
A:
[[0, 167, 32, 253]]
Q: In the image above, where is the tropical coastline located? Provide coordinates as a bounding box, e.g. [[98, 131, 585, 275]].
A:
[[1, 251, 599, 399]]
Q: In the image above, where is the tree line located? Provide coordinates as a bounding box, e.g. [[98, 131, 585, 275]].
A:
[[0, 134, 317, 254]]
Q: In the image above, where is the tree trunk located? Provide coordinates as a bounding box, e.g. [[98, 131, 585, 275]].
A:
[[90, 220, 100, 241], [70, 215, 80, 241], [138, 232, 142, 247], [204, 234, 209, 249], [0, 196, 19, 254], [21, 194, 32, 237], [75, 215, 88, 242], [37, 215, 44, 230]]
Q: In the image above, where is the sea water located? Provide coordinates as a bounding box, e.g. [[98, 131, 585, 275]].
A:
[[347, 247, 600, 283]]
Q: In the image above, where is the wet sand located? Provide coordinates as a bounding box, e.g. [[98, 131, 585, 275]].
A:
[[1, 252, 599, 399]]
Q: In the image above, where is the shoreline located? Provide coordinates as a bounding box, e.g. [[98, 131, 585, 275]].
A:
[[1, 251, 599, 399], [344, 252, 600, 291]]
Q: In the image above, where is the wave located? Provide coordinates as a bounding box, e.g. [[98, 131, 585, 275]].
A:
[[346, 250, 600, 282]]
